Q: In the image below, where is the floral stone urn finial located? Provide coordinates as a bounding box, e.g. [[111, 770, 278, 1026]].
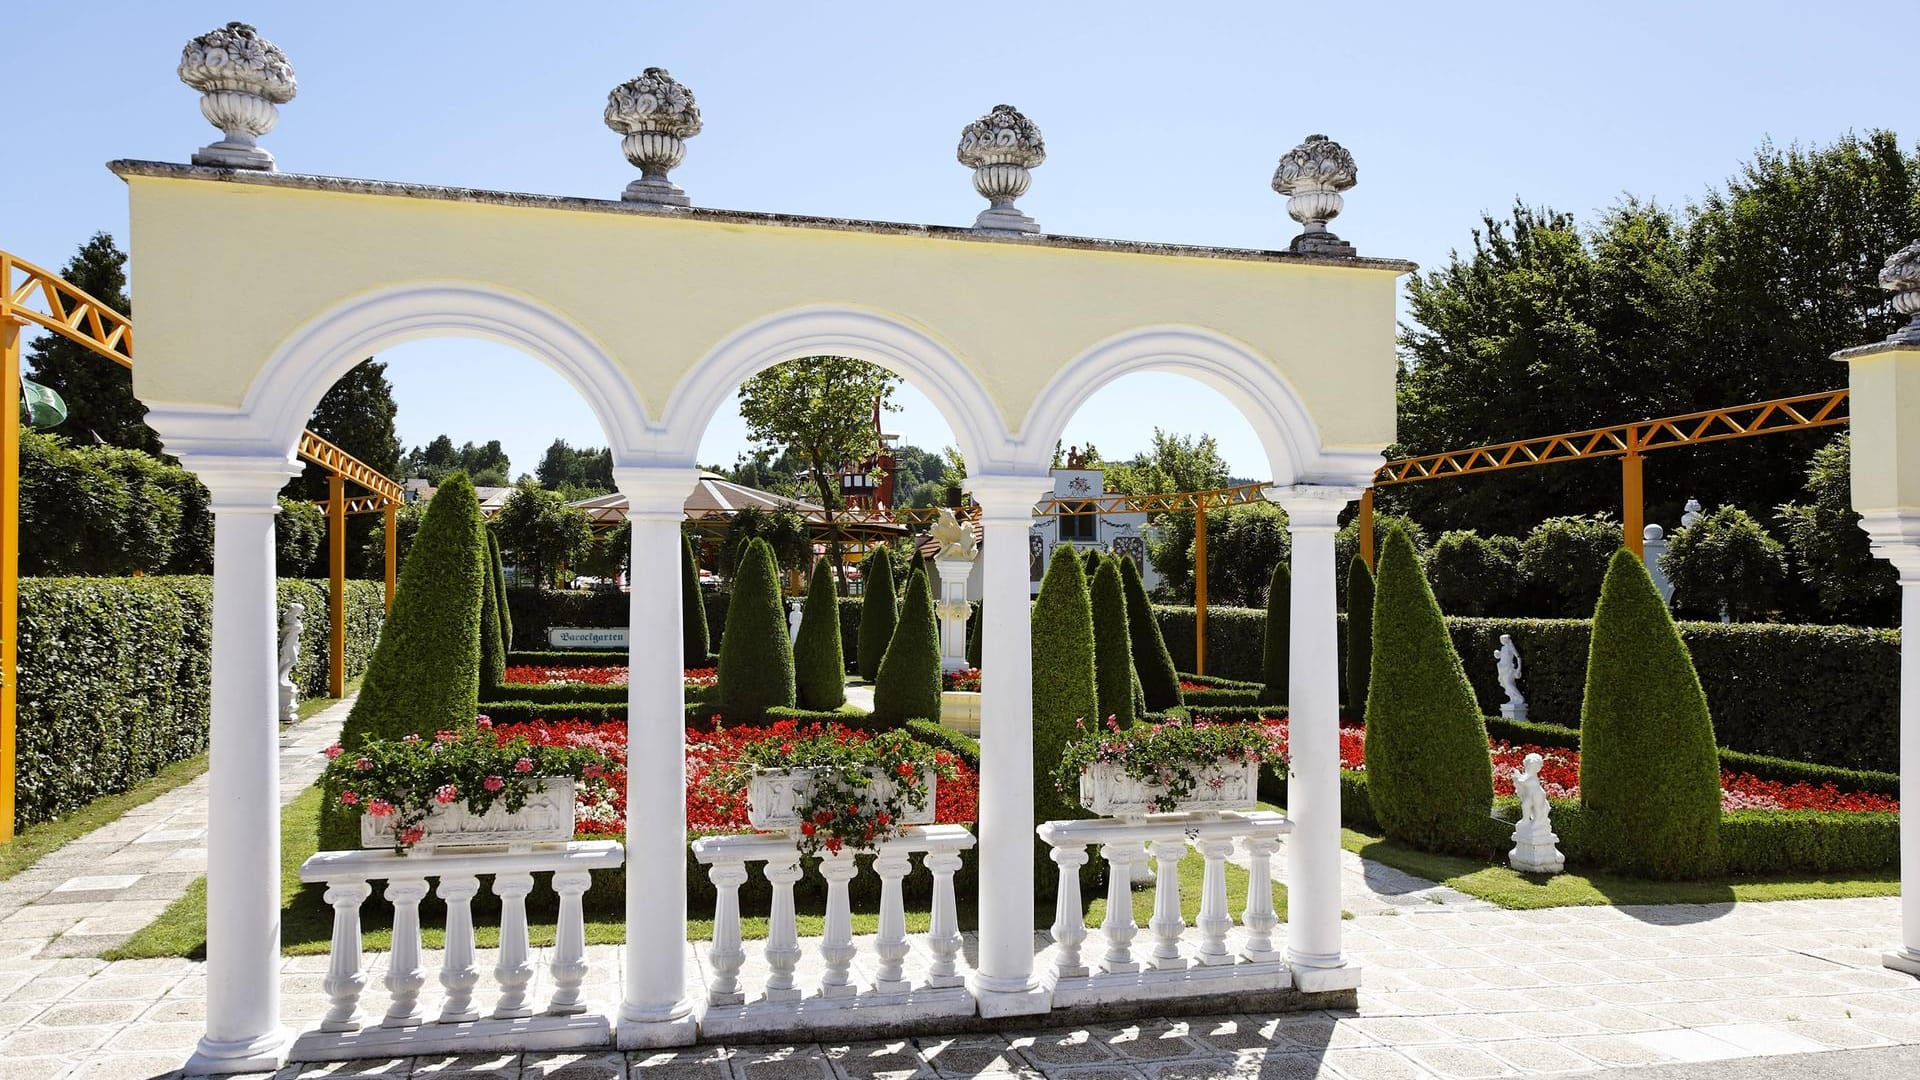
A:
[[1271, 134, 1358, 257], [958, 104, 1045, 235], [178, 21, 297, 171], [605, 68, 703, 207], [1881, 240, 1920, 345]]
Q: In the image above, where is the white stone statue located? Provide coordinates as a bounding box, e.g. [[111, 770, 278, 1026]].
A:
[[787, 599, 803, 644], [1680, 497, 1704, 529], [1508, 752, 1565, 874], [931, 508, 979, 562], [1494, 633, 1526, 721], [277, 601, 304, 724]]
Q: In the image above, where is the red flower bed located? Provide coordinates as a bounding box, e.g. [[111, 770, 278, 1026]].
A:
[[943, 668, 981, 692], [489, 717, 981, 833], [503, 665, 718, 689], [1254, 716, 1895, 813]]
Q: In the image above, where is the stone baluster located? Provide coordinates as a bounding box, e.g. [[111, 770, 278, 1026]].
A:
[[319, 880, 371, 1031], [1194, 838, 1236, 966], [492, 871, 537, 1018], [873, 847, 914, 994], [705, 859, 750, 1006], [381, 877, 429, 1026], [1241, 835, 1282, 962], [548, 870, 592, 1015], [1050, 843, 1090, 979], [923, 847, 965, 988], [762, 857, 804, 1001], [818, 849, 859, 998], [436, 874, 482, 1022], [1099, 841, 1144, 974], [1147, 838, 1187, 970]]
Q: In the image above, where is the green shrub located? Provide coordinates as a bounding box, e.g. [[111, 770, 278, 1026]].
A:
[[1346, 555, 1373, 715], [1032, 544, 1098, 828], [1364, 527, 1495, 854], [873, 567, 940, 724], [966, 601, 983, 670], [1090, 555, 1138, 727], [276, 497, 325, 578], [903, 720, 980, 767], [489, 531, 513, 660], [716, 538, 796, 716], [857, 546, 899, 681], [1519, 514, 1622, 617], [340, 473, 486, 748], [1153, 605, 1265, 683], [1662, 505, 1789, 621], [1426, 530, 1522, 617], [504, 587, 626, 651], [794, 560, 847, 711], [479, 701, 627, 726], [681, 533, 709, 662], [1715, 810, 1898, 874], [1179, 687, 1262, 708], [1336, 512, 1427, 608], [1580, 548, 1722, 879], [1122, 555, 1181, 711], [1258, 560, 1290, 706], [479, 530, 506, 693], [1777, 433, 1899, 624]]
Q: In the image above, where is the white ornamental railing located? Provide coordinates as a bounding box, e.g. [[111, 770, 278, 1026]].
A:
[[1037, 811, 1291, 1006], [292, 840, 624, 1060], [689, 824, 975, 1036]]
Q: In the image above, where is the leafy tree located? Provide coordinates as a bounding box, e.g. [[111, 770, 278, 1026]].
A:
[[874, 566, 941, 724], [275, 497, 325, 577], [1089, 554, 1137, 727], [286, 357, 401, 579], [1032, 544, 1097, 829], [19, 432, 177, 575], [1518, 514, 1622, 617], [1363, 527, 1494, 854], [794, 559, 846, 710], [492, 480, 592, 589], [358, 501, 425, 576], [535, 439, 614, 496], [1257, 560, 1290, 707], [1777, 433, 1898, 623], [1181, 502, 1291, 608], [1335, 512, 1427, 609], [738, 357, 901, 594], [1580, 549, 1722, 878], [856, 546, 899, 681], [682, 533, 711, 662], [715, 538, 796, 716], [23, 233, 158, 454], [404, 436, 512, 487], [1426, 530, 1524, 617], [719, 505, 810, 577], [1661, 505, 1789, 621], [1120, 554, 1181, 711], [1345, 555, 1373, 715], [1096, 429, 1232, 601]]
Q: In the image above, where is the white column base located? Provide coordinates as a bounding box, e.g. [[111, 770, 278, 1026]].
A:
[[186, 1027, 294, 1075], [969, 974, 1053, 1018], [1885, 948, 1920, 978], [614, 1006, 697, 1050], [1289, 961, 1363, 994]]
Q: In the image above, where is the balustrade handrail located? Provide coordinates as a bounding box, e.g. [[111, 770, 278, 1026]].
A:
[[297, 839, 624, 1036], [690, 824, 975, 1012]]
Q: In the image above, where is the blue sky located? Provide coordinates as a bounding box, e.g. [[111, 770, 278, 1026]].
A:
[[4, 1, 1906, 481]]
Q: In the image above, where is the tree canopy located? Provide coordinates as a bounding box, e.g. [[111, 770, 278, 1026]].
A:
[[535, 439, 614, 496], [24, 233, 157, 455], [405, 436, 511, 487], [491, 480, 593, 589]]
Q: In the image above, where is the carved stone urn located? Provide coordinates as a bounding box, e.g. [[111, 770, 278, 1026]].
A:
[[1271, 134, 1358, 256], [605, 68, 703, 206], [177, 22, 297, 171], [1882, 239, 1920, 344], [958, 104, 1045, 234]]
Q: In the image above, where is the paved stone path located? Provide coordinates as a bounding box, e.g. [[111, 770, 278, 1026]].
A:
[[0, 698, 1914, 1078]]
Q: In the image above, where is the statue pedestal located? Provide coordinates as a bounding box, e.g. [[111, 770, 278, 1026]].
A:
[[278, 679, 296, 725], [934, 557, 974, 673], [1509, 822, 1564, 874], [1500, 701, 1528, 722]]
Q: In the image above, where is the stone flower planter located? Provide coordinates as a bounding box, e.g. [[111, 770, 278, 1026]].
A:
[[747, 767, 937, 831], [1078, 759, 1260, 818], [361, 778, 576, 855]]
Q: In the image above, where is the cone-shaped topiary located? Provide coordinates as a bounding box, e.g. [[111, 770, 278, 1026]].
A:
[[857, 546, 898, 681], [1346, 554, 1373, 716], [1579, 548, 1723, 878], [1033, 544, 1098, 826], [716, 537, 796, 716], [1090, 554, 1137, 728], [1258, 559, 1290, 706], [873, 566, 941, 724], [1363, 527, 1495, 853], [681, 532, 709, 663], [480, 524, 505, 691], [489, 530, 513, 651], [1120, 554, 1181, 711], [966, 601, 982, 670], [794, 559, 847, 710]]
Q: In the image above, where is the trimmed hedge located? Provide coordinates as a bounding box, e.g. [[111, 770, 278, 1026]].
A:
[[1089, 555, 1137, 727], [15, 575, 384, 831], [903, 720, 980, 767], [505, 650, 627, 668], [857, 546, 899, 682], [1346, 556, 1373, 715], [1123, 556, 1181, 712], [505, 587, 627, 651], [794, 561, 846, 711], [480, 535, 506, 692], [873, 567, 940, 725], [715, 539, 795, 716], [1258, 561, 1290, 706], [1032, 545, 1097, 829], [681, 533, 709, 663], [490, 532, 513, 654]]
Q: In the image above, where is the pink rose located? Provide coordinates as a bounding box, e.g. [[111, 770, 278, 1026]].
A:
[[402, 734, 421, 744], [583, 763, 604, 780], [434, 784, 458, 804], [484, 775, 505, 792], [514, 758, 534, 774], [367, 799, 394, 817], [324, 744, 344, 759], [339, 790, 359, 807], [476, 716, 492, 729]]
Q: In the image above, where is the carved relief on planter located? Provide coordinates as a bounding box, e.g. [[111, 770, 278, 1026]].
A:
[[1077, 759, 1260, 819], [747, 768, 937, 831], [360, 778, 576, 855]]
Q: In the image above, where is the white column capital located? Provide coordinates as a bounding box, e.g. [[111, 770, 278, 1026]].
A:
[[181, 455, 303, 513], [613, 465, 697, 520], [1859, 511, 1920, 581], [1268, 483, 1364, 529], [967, 472, 1053, 519]]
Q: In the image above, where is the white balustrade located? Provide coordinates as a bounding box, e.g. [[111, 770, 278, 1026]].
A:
[[689, 824, 976, 1037], [1037, 811, 1293, 1007], [292, 841, 624, 1061]]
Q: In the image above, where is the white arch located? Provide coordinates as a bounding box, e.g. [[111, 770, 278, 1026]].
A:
[[658, 305, 1018, 475], [242, 280, 650, 465], [1020, 326, 1362, 487]]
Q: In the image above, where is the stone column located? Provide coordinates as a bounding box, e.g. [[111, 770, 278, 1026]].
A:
[[612, 466, 699, 1048], [935, 555, 974, 671], [966, 473, 1054, 1017], [187, 457, 301, 1075], [1271, 484, 1363, 993]]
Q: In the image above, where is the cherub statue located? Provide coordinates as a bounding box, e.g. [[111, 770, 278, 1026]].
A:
[[1508, 751, 1564, 873], [1494, 633, 1526, 720], [1514, 753, 1548, 834], [931, 508, 978, 561]]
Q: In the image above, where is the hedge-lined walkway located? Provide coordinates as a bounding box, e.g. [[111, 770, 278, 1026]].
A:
[[0, 697, 347, 961]]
